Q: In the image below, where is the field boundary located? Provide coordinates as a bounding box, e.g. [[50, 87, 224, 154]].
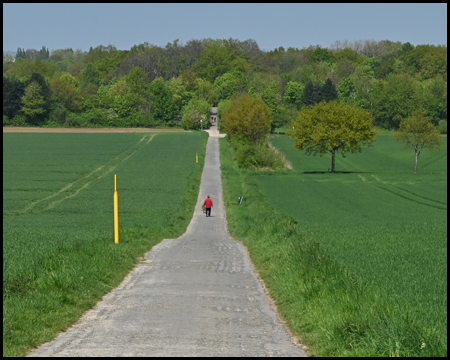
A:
[[3, 127, 189, 133], [268, 138, 293, 169]]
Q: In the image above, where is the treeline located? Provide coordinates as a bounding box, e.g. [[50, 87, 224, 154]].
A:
[[2, 38, 447, 132]]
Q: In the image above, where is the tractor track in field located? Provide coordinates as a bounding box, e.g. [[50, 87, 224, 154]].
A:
[[4, 134, 156, 216]]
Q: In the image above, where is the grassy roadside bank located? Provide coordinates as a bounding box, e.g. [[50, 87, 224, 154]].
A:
[[219, 137, 445, 357], [3, 132, 208, 357]]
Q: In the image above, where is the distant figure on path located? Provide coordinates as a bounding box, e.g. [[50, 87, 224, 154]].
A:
[[203, 195, 213, 217]]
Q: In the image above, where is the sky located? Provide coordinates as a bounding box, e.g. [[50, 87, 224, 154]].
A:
[[3, 3, 447, 54]]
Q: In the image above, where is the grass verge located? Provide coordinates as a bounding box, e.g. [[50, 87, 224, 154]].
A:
[[219, 137, 445, 357], [3, 132, 208, 357]]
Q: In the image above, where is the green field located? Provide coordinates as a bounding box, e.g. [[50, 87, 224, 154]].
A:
[[3, 131, 208, 356], [220, 132, 447, 356], [257, 133, 447, 352]]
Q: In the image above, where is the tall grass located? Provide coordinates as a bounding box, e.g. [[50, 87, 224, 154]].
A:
[[3, 132, 208, 357], [219, 137, 446, 357]]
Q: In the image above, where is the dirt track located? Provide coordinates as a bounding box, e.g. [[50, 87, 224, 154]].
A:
[[3, 127, 188, 133]]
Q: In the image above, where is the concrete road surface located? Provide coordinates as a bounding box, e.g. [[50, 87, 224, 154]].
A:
[[29, 120, 307, 357]]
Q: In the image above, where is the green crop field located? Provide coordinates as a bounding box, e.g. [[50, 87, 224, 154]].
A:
[[219, 131, 447, 356], [254, 132, 447, 354], [3, 131, 208, 357]]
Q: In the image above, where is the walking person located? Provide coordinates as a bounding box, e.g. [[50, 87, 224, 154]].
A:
[[203, 195, 213, 217]]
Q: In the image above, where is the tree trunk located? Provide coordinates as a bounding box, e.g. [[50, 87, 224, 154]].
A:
[[331, 149, 336, 173], [414, 148, 420, 174]]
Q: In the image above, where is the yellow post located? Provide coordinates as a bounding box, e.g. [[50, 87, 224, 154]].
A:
[[114, 174, 119, 243], [196, 153, 198, 163]]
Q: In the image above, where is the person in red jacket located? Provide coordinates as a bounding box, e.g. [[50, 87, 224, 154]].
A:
[[203, 195, 213, 217]]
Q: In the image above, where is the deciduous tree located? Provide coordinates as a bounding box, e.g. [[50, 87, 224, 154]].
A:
[[149, 77, 177, 125], [214, 71, 246, 101], [196, 78, 217, 105], [194, 43, 249, 83], [80, 64, 100, 90], [394, 109, 444, 173], [284, 81, 304, 109], [288, 100, 377, 172], [309, 46, 336, 65], [21, 82, 47, 123], [222, 93, 272, 144], [49, 77, 84, 113], [371, 73, 421, 129], [180, 98, 211, 130]]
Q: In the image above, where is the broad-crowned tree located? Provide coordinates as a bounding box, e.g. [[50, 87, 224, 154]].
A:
[[49, 77, 84, 113], [194, 43, 249, 83], [394, 109, 444, 173], [222, 93, 272, 144], [288, 100, 377, 172]]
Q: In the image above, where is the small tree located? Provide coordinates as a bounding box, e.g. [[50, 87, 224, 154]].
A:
[[222, 93, 272, 144], [288, 100, 377, 172], [21, 82, 47, 124], [394, 109, 444, 173], [180, 98, 211, 130]]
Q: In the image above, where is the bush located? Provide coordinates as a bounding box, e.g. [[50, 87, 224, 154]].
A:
[[233, 138, 284, 170], [3, 115, 11, 125], [254, 142, 284, 169], [46, 104, 72, 127], [132, 111, 155, 127], [9, 114, 27, 126], [236, 143, 258, 168], [70, 108, 109, 127]]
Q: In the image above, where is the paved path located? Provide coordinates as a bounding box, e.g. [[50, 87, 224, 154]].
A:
[[29, 120, 306, 357]]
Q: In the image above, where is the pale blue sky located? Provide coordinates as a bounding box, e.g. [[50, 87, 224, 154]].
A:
[[3, 3, 447, 54]]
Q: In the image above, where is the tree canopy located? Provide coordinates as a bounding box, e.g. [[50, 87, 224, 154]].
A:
[[222, 93, 272, 144], [288, 100, 377, 172], [2, 38, 447, 131], [394, 109, 444, 173]]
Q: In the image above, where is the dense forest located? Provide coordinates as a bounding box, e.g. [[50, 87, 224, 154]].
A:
[[2, 38, 447, 133]]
